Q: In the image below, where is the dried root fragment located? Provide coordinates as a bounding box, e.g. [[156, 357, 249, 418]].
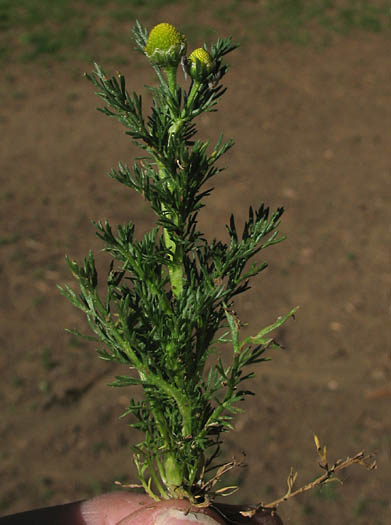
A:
[[240, 435, 377, 518]]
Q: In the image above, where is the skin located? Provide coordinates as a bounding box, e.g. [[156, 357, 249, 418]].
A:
[[0, 492, 283, 525]]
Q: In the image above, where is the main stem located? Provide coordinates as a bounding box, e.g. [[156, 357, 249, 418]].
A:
[[161, 64, 184, 298], [158, 64, 189, 493]]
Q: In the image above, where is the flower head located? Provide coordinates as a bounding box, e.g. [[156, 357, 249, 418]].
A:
[[145, 23, 187, 68], [188, 48, 213, 81]]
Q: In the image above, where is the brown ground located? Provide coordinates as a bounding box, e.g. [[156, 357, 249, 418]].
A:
[[0, 7, 390, 525]]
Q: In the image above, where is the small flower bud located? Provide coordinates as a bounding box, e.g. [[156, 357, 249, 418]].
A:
[[145, 23, 187, 68], [188, 48, 213, 81]]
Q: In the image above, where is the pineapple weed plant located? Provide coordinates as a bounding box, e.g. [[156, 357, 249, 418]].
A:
[[59, 21, 376, 520]]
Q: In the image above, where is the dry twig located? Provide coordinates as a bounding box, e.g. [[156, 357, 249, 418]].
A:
[[240, 434, 377, 518]]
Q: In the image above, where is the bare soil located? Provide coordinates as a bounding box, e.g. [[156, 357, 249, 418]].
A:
[[0, 10, 390, 525]]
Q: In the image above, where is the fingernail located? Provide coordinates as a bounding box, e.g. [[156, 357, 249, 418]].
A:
[[155, 508, 222, 524]]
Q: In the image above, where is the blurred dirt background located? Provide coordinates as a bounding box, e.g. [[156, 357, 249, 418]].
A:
[[0, 1, 390, 523]]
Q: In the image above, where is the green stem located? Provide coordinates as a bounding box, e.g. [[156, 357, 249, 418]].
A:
[[151, 373, 192, 437], [147, 457, 170, 499], [155, 158, 184, 298], [119, 335, 192, 437], [164, 65, 177, 96], [164, 454, 184, 490], [150, 398, 171, 445], [134, 453, 166, 500], [158, 81, 203, 299], [187, 80, 201, 108], [163, 65, 186, 137], [197, 309, 240, 441], [118, 324, 191, 494], [163, 224, 183, 297]]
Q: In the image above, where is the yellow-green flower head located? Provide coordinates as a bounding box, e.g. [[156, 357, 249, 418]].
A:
[[188, 48, 213, 81], [145, 23, 187, 68]]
